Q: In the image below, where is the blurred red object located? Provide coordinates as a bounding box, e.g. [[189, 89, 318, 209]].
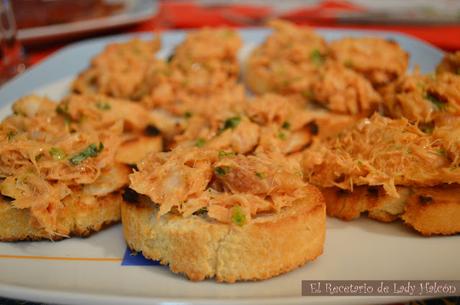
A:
[[12, 0, 124, 29], [155, 0, 460, 51], [157, 1, 271, 27], [26, 0, 460, 66]]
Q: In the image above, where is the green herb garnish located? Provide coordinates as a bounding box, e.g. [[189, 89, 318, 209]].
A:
[[193, 207, 208, 215], [310, 49, 325, 66], [49, 147, 66, 160], [282, 79, 291, 87], [456, 67, 460, 75], [96, 102, 111, 111], [56, 103, 72, 125], [184, 111, 192, 119], [425, 93, 446, 110], [195, 138, 206, 148], [436, 148, 446, 157], [282, 121, 291, 130], [35, 153, 44, 161], [277, 131, 287, 140], [231, 205, 246, 226], [220, 116, 241, 132], [218, 151, 236, 158], [69, 143, 104, 165], [301, 90, 315, 101], [344, 59, 354, 68], [7, 131, 16, 141], [255, 172, 267, 179], [214, 166, 230, 176]]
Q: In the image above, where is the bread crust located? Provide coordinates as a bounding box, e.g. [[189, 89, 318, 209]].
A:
[[121, 185, 326, 283], [321, 185, 460, 236], [322, 186, 409, 222], [402, 186, 460, 236], [0, 192, 122, 241]]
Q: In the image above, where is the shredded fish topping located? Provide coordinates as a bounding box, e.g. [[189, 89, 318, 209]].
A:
[[303, 113, 460, 197], [0, 95, 127, 235], [129, 147, 308, 224]]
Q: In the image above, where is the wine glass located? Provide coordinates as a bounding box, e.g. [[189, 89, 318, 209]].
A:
[[0, 0, 27, 85]]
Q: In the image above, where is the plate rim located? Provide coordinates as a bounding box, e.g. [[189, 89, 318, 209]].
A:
[[17, 0, 157, 43]]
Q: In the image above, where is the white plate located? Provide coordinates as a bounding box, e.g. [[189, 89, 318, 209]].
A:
[[17, 0, 157, 45], [0, 28, 458, 305]]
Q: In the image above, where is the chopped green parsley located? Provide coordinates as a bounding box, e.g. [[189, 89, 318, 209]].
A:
[[255, 172, 267, 179], [220, 116, 241, 132], [344, 59, 354, 68], [214, 166, 230, 176], [96, 102, 111, 111], [49, 147, 66, 160], [436, 148, 447, 157], [310, 49, 325, 66], [7, 131, 16, 141], [56, 103, 72, 124], [425, 93, 446, 110], [277, 131, 287, 140], [231, 206, 246, 226], [218, 151, 236, 158], [69, 143, 104, 165], [195, 138, 206, 148]]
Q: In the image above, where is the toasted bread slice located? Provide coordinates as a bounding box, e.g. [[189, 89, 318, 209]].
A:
[[402, 185, 460, 236], [0, 96, 134, 241], [244, 20, 327, 97], [72, 38, 161, 99], [121, 187, 325, 283], [436, 51, 460, 76], [115, 135, 163, 165], [329, 37, 409, 87], [123, 142, 326, 282], [322, 185, 460, 236], [0, 191, 122, 241]]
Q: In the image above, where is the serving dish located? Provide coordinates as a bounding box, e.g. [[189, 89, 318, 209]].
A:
[[17, 0, 157, 45], [0, 28, 457, 305]]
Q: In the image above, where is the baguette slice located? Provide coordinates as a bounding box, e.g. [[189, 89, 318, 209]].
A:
[[0, 192, 122, 241], [322, 185, 460, 236], [121, 186, 326, 283]]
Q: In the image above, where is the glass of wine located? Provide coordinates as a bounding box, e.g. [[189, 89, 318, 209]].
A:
[[0, 0, 27, 85]]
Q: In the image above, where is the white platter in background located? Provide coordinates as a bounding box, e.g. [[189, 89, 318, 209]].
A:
[[17, 0, 157, 45]]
